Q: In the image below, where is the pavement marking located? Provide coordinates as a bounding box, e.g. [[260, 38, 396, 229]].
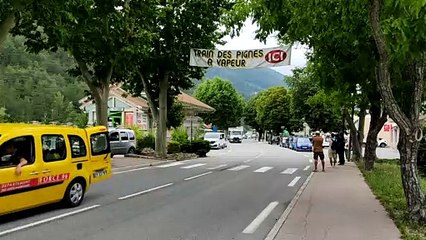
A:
[[184, 171, 213, 181], [207, 164, 228, 170], [113, 166, 152, 175], [281, 168, 298, 174], [112, 163, 151, 170], [303, 165, 311, 171], [156, 162, 184, 168], [304, 154, 310, 157], [244, 159, 253, 163], [309, 159, 313, 163], [254, 166, 273, 173], [264, 172, 314, 240], [288, 176, 302, 187], [0, 205, 100, 237], [228, 165, 250, 171], [112, 155, 125, 158], [181, 163, 206, 169], [118, 183, 174, 200], [242, 201, 279, 234]]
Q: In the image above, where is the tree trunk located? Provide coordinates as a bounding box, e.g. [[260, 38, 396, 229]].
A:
[[138, 71, 158, 150], [357, 107, 366, 147], [0, 14, 15, 47], [369, 0, 426, 223], [364, 104, 387, 170], [157, 72, 169, 158], [344, 109, 362, 161], [93, 84, 109, 127]]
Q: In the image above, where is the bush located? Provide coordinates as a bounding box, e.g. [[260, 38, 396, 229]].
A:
[[167, 141, 181, 154], [171, 126, 189, 144], [180, 140, 192, 153], [137, 132, 155, 153], [191, 139, 210, 157]]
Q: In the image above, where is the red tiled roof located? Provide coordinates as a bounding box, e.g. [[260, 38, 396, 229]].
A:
[[177, 92, 215, 112]]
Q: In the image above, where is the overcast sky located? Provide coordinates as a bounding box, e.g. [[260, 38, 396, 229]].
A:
[[217, 19, 308, 76]]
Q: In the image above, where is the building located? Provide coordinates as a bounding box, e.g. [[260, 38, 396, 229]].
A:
[[79, 86, 214, 138], [362, 115, 399, 148]]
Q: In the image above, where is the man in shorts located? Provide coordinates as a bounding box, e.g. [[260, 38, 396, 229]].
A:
[[312, 131, 325, 172]]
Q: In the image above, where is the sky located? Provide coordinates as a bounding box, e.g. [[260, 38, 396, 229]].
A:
[[217, 19, 308, 76]]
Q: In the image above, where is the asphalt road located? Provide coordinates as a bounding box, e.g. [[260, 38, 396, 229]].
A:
[[0, 140, 313, 240]]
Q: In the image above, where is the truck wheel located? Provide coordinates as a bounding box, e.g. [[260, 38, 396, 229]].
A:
[[63, 179, 85, 208]]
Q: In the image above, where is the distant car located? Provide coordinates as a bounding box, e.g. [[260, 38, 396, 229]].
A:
[[204, 132, 227, 149], [109, 128, 136, 156], [294, 137, 313, 152], [378, 138, 387, 148]]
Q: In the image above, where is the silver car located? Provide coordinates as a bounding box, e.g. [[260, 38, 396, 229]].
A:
[[109, 128, 137, 156]]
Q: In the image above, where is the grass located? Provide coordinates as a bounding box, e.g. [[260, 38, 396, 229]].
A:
[[360, 160, 426, 240]]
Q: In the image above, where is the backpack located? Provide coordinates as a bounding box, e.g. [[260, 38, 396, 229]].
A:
[[331, 138, 338, 150]]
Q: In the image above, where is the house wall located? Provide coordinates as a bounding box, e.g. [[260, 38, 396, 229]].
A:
[[362, 115, 399, 148]]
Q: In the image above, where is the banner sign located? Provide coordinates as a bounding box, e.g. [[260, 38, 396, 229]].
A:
[[189, 46, 292, 68]]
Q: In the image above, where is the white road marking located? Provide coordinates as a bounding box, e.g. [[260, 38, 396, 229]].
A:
[[254, 167, 273, 173], [242, 201, 279, 234], [304, 154, 310, 157], [181, 163, 206, 169], [281, 168, 298, 174], [184, 171, 213, 181], [0, 205, 100, 237], [288, 176, 302, 187], [244, 159, 253, 163], [228, 165, 250, 171], [112, 163, 152, 170], [118, 183, 174, 200], [112, 155, 125, 158], [156, 162, 184, 168], [207, 164, 227, 170], [113, 166, 152, 175], [303, 165, 311, 171], [309, 159, 313, 163]]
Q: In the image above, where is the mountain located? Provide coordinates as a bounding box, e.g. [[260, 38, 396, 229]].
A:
[[202, 67, 287, 98]]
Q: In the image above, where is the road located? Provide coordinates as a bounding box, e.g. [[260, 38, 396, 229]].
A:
[[0, 140, 313, 240]]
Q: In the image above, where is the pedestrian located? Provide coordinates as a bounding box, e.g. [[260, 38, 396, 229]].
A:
[[329, 133, 338, 167], [337, 131, 345, 165], [312, 131, 325, 172]]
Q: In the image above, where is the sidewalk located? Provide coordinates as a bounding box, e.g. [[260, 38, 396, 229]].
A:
[[274, 163, 401, 240], [111, 157, 169, 169]]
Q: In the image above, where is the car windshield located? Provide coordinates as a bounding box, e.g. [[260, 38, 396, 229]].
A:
[[204, 133, 220, 139], [230, 131, 242, 135], [298, 138, 311, 144]]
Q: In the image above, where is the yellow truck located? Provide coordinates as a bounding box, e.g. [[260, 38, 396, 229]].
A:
[[0, 124, 112, 216]]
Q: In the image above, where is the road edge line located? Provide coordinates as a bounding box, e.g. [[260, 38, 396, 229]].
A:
[[264, 172, 314, 240]]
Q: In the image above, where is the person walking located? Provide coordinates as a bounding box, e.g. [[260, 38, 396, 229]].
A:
[[312, 131, 325, 172], [337, 131, 346, 165], [329, 133, 338, 167]]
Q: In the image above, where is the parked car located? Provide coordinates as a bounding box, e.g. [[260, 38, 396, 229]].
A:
[[294, 137, 313, 152], [378, 138, 387, 148], [109, 128, 136, 156], [204, 132, 227, 149]]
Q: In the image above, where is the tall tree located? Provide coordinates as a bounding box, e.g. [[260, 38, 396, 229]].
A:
[[369, 0, 426, 222], [121, 0, 232, 157], [13, 1, 152, 127], [195, 77, 244, 130], [244, 95, 264, 140], [255, 86, 291, 134]]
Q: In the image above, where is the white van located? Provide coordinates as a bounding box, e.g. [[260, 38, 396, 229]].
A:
[[204, 132, 227, 149], [109, 128, 136, 156]]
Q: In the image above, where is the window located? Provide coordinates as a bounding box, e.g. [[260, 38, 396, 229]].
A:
[[128, 131, 135, 140], [110, 132, 120, 142], [42, 135, 67, 162], [68, 135, 87, 158], [0, 136, 35, 168], [91, 132, 110, 155], [120, 132, 129, 141]]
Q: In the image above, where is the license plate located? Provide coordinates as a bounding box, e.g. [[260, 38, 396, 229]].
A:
[[93, 169, 108, 178]]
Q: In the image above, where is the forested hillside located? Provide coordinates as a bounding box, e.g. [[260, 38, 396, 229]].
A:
[[0, 36, 87, 123]]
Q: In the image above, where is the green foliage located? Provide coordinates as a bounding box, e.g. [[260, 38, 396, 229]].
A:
[[255, 86, 292, 134], [136, 132, 156, 153], [0, 36, 86, 123], [167, 101, 185, 130], [194, 77, 245, 130], [180, 140, 192, 153], [167, 141, 181, 154], [0, 107, 9, 122], [362, 162, 426, 240], [190, 140, 211, 157], [171, 126, 189, 144]]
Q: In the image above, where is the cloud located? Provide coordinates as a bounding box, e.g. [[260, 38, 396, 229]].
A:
[[217, 19, 308, 76]]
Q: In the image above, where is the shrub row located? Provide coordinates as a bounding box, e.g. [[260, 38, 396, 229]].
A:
[[168, 139, 210, 157]]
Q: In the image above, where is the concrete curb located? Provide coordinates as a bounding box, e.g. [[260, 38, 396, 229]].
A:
[[264, 172, 314, 240], [112, 160, 174, 171]]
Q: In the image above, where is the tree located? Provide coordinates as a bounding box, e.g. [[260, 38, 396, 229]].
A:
[[121, 0, 233, 157], [369, 0, 426, 222], [244, 95, 264, 140], [13, 1, 153, 127], [167, 100, 185, 130], [195, 77, 244, 130], [0, 107, 9, 122], [256, 87, 291, 134]]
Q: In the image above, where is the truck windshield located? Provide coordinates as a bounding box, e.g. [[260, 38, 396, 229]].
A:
[[230, 131, 242, 135]]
